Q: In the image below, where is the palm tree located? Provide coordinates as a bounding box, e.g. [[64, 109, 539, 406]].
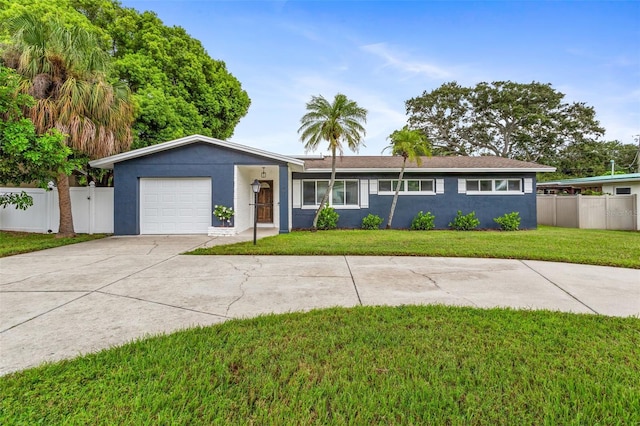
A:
[[3, 13, 133, 237], [383, 127, 431, 229], [298, 94, 367, 229]]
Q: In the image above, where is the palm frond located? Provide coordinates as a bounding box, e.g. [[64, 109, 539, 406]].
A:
[[5, 11, 133, 159], [298, 93, 367, 155], [385, 127, 432, 166]]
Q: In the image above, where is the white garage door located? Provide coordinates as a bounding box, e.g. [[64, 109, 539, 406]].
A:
[[140, 178, 212, 234]]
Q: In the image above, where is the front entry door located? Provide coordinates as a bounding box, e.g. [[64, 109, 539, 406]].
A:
[[257, 180, 273, 223]]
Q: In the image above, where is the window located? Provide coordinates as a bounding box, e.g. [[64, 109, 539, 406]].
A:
[[615, 187, 631, 195], [378, 179, 435, 194], [302, 180, 359, 207], [466, 179, 522, 193], [303, 181, 327, 205]]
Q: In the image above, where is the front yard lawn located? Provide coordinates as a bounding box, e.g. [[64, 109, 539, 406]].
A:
[[0, 231, 108, 257], [190, 226, 640, 269], [1, 306, 638, 424]]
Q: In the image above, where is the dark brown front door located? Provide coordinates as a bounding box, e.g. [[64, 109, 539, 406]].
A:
[[257, 180, 273, 223]]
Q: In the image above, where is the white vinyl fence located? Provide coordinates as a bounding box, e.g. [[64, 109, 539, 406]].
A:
[[537, 194, 638, 231], [0, 184, 114, 234]]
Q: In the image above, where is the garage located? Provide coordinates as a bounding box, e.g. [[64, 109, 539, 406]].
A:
[[140, 178, 211, 234], [88, 135, 298, 235]]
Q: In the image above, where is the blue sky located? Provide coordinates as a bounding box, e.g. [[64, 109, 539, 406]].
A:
[[121, 0, 640, 156]]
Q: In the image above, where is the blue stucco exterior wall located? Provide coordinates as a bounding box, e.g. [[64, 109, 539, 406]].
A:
[[113, 142, 288, 235], [291, 173, 538, 230]]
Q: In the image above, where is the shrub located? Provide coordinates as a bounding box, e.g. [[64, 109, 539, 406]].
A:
[[494, 211, 521, 231], [317, 207, 339, 230], [213, 205, 235, 227], [449, 210, 480, 231], [411, 211, 436, 230], [582, 189, 605, 196], [361, 214, 383, 230]]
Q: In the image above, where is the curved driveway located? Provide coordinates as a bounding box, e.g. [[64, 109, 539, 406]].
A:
[[1, 234, 638, 375]]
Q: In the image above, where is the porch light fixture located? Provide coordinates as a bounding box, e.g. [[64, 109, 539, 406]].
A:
[[251, 179, 261, 245], [261, 167, 267, 178]]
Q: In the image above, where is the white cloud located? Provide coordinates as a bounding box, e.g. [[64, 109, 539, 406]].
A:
[[279, 21, 323, 43], [361, 42, 452, 80]]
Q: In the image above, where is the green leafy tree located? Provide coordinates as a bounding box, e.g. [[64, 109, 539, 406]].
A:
[[3, 13, 134, 237], [1, 0, 251, 149], [538, 139, 639, 181], [0, 66, 76, 208], [561, 140, 638, 176], [406, 81, 604, 163], [382, 127, 431, 229], [0, 0, 109, 45], [405, 82, 473, 156], [95, 4, 250, 147], [298, 93, 367, 230]]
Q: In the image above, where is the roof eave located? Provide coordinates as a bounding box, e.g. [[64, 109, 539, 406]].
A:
[[303, 167, 556, 173]]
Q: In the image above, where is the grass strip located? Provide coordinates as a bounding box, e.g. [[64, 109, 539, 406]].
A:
[[0, 231, 108, 257], [189, 226, 640, 269], [1, 305, 639, 424]]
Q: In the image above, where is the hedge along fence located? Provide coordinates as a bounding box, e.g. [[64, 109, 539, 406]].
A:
[[0, 185, 114, 234], [537, 194, 638, 231]]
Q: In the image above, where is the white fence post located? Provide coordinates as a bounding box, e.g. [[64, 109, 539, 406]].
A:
[[88, 182, 95, 235], [578, 195, 584, 228], [604, 194, 610, 230]]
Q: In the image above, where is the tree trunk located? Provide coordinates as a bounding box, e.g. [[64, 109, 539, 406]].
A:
[[386, 158, 406, 229], [56, 172, 76, 238], [312, 146, 338, 230]]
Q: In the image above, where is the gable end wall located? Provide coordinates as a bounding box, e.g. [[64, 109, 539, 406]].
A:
[[113, 142, 288, 235]]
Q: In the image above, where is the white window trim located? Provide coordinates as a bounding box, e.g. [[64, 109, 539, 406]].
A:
[[464, 178, 525, 195], [292, 179, 301, 208], [300, 179, 361, 209], [360, 179, 369, 208], [524, 178, 533, 194], [377, 178, 437, 196]]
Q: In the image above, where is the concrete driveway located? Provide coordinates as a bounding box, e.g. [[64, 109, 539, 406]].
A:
[[1, 233, 638, 375]]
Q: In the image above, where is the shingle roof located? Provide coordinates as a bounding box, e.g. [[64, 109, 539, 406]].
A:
[[301, 156, 555, 172], [90, 134, 305, 169]]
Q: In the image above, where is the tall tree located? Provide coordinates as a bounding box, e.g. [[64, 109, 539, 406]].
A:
[[0, 66, 76, 209], [298, 94, 367, 230], [539, 139, 640, 181], [3, 13, 134, 237], [406, 81, 604, 162], [382, 127, 431, 229], [0, 0, 251, 149], [105, 6, 250, 147]]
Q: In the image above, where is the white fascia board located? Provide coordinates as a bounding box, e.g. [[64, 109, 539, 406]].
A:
[[303, 167, 556, 174], [89, 134, 305, 169]]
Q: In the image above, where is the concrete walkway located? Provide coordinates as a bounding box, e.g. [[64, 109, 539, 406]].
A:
[[1, 232, 638, 375]]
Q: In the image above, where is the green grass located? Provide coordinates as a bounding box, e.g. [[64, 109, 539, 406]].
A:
[[190, 226, 640, 269], [1, 306, 639, 424], [0, 231, 108, 257]]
